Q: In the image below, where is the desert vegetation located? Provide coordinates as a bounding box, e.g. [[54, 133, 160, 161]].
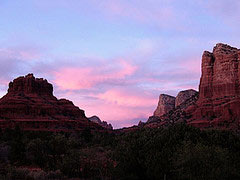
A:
[[0, 124, 240, 179]]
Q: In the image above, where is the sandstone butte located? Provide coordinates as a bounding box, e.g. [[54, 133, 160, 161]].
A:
[[187, 43, 240, 129], [0, 74, 106, 132], [148, 43, 240, 130]]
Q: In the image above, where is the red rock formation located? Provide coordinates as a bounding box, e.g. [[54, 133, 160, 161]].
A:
[[147, 90, 199, 125], [144, 43, 240, 130], [0, 74, 104, 131], [175, 89, 198, 107], [88, 116, 113, 130], [188, 43, 240, 129], [153, 94, 175, 117]]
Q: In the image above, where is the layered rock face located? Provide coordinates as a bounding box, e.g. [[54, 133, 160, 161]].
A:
[[0, 74, 104, 131], [175, 89, 198, 107], [188, 43, 240, 129], [89, 116, 113, 130], [153, 94, 176, 117], [199, 43, 240, 100]]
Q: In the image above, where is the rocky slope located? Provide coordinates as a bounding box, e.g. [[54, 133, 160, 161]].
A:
[[0, 74, 105, 131], [88, 116, 113, 130]]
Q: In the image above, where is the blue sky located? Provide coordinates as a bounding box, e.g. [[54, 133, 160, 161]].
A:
[[0, 0, 240, 128]]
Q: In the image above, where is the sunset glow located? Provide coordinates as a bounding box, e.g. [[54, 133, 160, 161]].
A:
[[1, 0, 240, 128]]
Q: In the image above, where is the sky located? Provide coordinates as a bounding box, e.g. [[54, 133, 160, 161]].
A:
[[0, 0, 240, 128]]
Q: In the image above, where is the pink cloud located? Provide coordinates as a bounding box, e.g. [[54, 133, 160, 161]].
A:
[[70, 88, 156, 128], [50, 52, 202, 128], [54, 59, 137, 90], [97, 88, 156, 107], [54, 68, 93, 89], [85, 103, 153, 128], [179, 57, 201, 75]]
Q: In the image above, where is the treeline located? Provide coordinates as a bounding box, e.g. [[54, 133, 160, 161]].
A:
[[114, 125, 240, 179], [0, 124, 240, 179]]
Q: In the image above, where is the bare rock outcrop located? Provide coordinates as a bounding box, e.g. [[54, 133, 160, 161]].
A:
[[175, 89, 198, 107], [88, 116, 113, 130], [153, 94, 176, 117]]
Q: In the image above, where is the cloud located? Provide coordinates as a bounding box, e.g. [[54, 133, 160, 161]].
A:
[[1, 46, 45, 61], [0, 45, 51, 95], [99, 0, 174, 21], [54, 84, 157, 129], [97, 88, 156, 108], [0, 49, 28, 82], [34, 0, 185, 30], [199, 0, 240, 29], [53, 59, 137, 90], [85, 101, 154, 128], [202, 0, 240, 17], [89, 0, 184, 29], [70, 89, 156, 128], [48, 52, 201, 128]]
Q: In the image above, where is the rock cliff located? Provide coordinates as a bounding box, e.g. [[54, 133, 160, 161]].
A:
[[153, 94, 176, 117], [188, 43, 240, 129]]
